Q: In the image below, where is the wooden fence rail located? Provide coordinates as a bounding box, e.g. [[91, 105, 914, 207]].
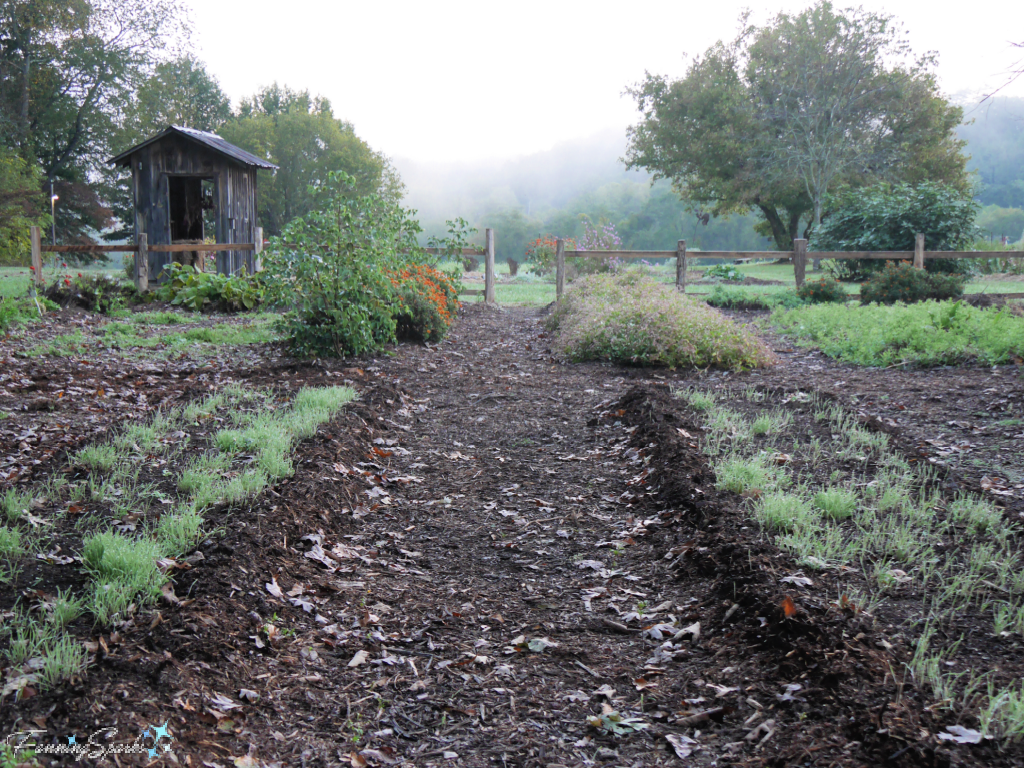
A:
[[554, 234, 1024, 299], [30, 226, 264, 293], [30, 226, 499, 303]]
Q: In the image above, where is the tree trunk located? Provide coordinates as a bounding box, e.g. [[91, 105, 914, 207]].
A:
[[811, 196, 823, 271], [757, 203, 793, 251], [20, 54, 31, 148]]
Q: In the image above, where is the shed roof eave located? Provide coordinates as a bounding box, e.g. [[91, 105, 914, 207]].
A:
[[107, 125, 278, 170]]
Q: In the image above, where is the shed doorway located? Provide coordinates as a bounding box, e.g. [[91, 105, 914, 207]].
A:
[[167, 175, 216, 270]]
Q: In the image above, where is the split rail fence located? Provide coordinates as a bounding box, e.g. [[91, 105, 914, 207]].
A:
[[30, 225, 264, 293], [29, 225, 1023, 304], [30, 226, 499, 303], [554, 234, 1024, 299]]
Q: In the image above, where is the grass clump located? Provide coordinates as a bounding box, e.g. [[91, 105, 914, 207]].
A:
[[752, 408, 792, 436], [812, 488, 858, 520], [81, 530, 166, 623], [0, 525, 24, 558], [2, 488, 30, 523], [756, 491, 814, 533], [772, 300, 1024, 366], [74, 444, 118, 472], [715, 453, 780, 494], [547, 271, 773, 370], [156, 506, 206, 556]]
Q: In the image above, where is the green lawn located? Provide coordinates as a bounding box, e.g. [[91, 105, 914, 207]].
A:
[[1, 263, 127, 299], [456, 259, 1024, 308]]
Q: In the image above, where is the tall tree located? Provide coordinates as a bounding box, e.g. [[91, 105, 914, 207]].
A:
[[220, 84, 385, 235], [0, 145, 47, 263], [626, 1, 968, 250], [0, 0, 187, 242], [125, 55, 230, 134], [103, 55, 230, 239]]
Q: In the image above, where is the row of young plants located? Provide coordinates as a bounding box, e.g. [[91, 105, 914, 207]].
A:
[[678, 385, 1024, 743], [0, 384, 355, 697]]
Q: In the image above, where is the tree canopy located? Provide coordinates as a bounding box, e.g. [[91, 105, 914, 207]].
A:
[[0, 0, 188, 243], [219, 84, 385, 236], [625, 1, 969, 250]]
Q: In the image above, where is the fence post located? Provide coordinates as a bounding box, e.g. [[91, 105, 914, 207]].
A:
[[254, 227, 264, 273], [135, 233, 148, 293], [675, 239, 687, 292], [555, 238, 565, 300], [484, 228, 496, 304], [793, 239, 808, 288], [914, 233, 924, 270], [30, 226, 43, 288]]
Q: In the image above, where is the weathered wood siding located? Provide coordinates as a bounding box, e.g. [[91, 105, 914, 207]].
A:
[[128, 134, 259, 279]]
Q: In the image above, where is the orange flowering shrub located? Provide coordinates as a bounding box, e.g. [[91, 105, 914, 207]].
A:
[[388, 264, 461, 342]]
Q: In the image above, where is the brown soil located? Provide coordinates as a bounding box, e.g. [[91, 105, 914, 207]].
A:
[[1, 303, 1022, 766]]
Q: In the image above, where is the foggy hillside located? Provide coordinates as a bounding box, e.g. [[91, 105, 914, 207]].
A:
[[393, 129, 648, 226]]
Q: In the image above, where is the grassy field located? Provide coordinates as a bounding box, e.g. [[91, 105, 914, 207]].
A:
[[464, 259, 1024, 306], [1, 262, 127, 299]]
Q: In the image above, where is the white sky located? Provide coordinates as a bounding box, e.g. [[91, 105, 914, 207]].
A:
[[186, 0, 1024, 164]]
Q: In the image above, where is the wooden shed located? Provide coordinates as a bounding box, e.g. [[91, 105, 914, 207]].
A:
[[110, 125, 277, 279]]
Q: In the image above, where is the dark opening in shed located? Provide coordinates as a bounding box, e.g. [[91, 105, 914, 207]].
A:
[[110, 126, 278, 280]]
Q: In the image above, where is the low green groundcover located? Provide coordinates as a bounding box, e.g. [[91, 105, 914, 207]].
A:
[[773, 300, 1024, 366]]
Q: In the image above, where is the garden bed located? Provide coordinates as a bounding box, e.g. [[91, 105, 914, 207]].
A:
[[0, 302, 1021, 766]]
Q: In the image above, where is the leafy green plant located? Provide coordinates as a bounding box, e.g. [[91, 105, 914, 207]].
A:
[[426, 218, 478, 272], [586, 710, 649, 736], [44, 273, 133, 314], [704, 263, 745, 281], [262, 171, 422, 358], [155, 263, 264, 312], [812, 182, 980, 279], [860, 261, 966, 305], [797, 276, 848, 304]]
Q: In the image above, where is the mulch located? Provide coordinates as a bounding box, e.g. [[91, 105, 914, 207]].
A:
[[1, 302, 1022, 766]]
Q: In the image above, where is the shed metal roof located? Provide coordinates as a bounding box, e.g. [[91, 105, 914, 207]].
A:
[[109, 125, 278, 170]]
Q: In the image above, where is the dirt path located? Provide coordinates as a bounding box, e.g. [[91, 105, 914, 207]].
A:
[[4, 303, 1022, 767]]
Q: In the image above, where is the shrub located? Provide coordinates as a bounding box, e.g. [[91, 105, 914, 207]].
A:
[[426, 218, 477, 272], [525, 235, 568, 276], [860, 261, 965, 305], [812, 182, 979, 280], [389, 264, 460, 342], [547, 270, 773, 370], [154, 263, 263, 312], [704, 286, 803, 310], [44, 273, 134, 313], [263, 172, 424, 358], [797, 276, 848, 304], [704, 263, 745, 282], [772, 300, 1024, 366]]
